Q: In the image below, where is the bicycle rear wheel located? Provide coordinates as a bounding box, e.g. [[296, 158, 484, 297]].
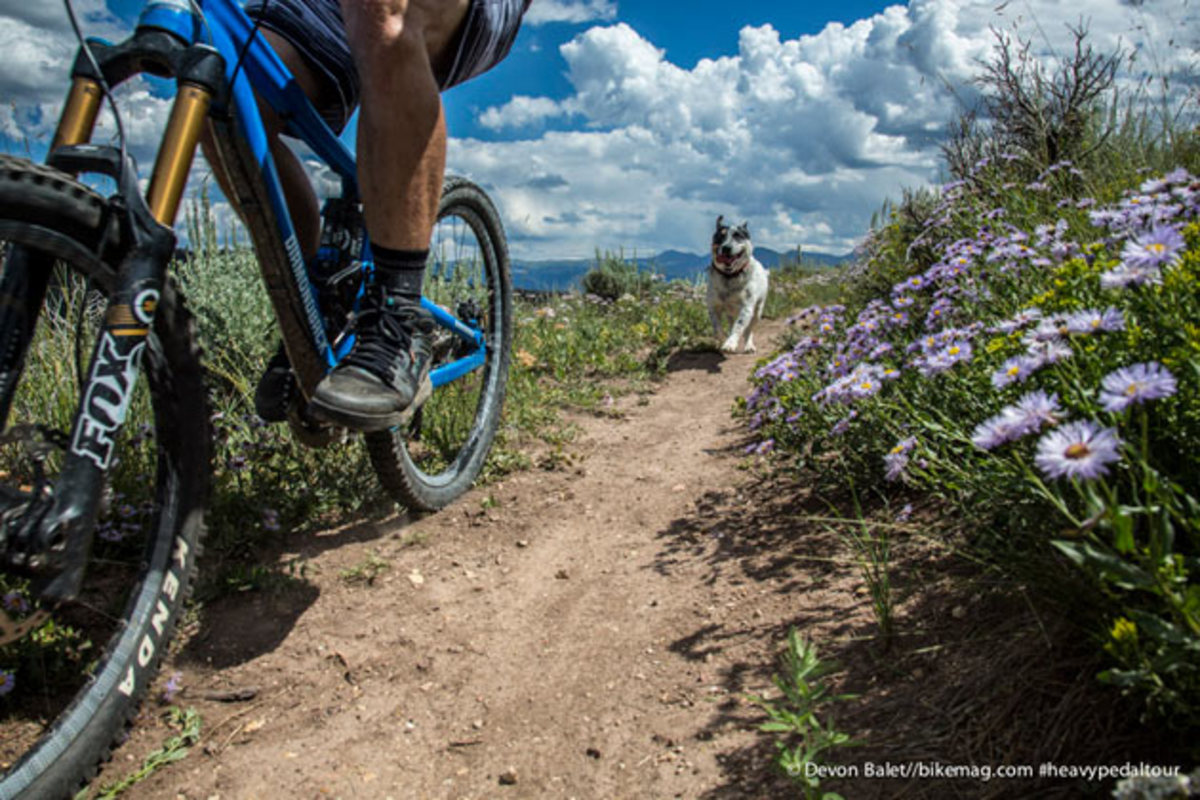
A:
[[0, 156, 208, 798], [367, 176, 512, 511]]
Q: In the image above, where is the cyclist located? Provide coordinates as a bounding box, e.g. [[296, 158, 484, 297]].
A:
[[237, 0, 530, 430]]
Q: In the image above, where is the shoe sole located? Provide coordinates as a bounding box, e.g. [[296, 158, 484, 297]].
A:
[[308, 374, 434, 434]]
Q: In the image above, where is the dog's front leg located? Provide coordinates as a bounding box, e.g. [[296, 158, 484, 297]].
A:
[[721, 311, 747, 353], [725, 305, 758, 353], [742, 300, 765, 353]]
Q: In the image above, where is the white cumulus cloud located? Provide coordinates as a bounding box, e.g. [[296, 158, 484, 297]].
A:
[[479, 95, 570, 130], [456, 0, 1198, 259], [523, 0, 619, 26]]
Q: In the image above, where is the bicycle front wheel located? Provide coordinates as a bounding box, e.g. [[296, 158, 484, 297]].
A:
[[0, 155, 209, 799], [367, 176, 513, 511]]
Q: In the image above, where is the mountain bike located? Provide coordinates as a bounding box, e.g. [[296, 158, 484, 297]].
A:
[[0, 0, 512, 795]]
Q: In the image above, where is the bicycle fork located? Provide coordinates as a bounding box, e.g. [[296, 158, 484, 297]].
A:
[[0, 71, 213, 604]]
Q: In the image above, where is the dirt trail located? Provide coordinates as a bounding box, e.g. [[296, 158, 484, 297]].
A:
[[110, 321, 807, 799]]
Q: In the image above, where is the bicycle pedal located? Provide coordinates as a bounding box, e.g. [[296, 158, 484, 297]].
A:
[[286, 404, 342, 449]]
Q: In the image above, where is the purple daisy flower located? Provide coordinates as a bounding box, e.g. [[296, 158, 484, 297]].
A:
[[1010, 390, 1063, 434], [1025, 339, 1073, 369], [1065, 307, 1124, 335], [884, 451, 909, 482], [1098, 362, 1178, 413], [0, 669, 14, 697], [830, 410, 858, 436], [1100, 263, 1162, 289], [2, 591, 28, 615], [883, 437, 916, 481], [1029, 317, 1068, 342], [1034, 421, 1122, 481], [991, 356, 1034, 389], [939, 341, 973, 365], [162, 672, 183, 704], [1121, 225, 1186, 270], [971, 409, 1028, 450]]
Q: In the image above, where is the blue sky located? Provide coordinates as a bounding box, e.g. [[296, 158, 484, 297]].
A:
[[1, 0, 1197, 259]]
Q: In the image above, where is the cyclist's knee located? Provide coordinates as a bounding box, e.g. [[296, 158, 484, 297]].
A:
[[342, 0, 468, 70]]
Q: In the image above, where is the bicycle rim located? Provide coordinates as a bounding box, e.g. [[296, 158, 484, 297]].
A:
[[368, 177, 512, 511]]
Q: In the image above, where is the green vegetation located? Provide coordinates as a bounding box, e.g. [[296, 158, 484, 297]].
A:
[[744, 26, 1200, 761], [86, 707, 202, 799], [580, 249, 658, 300], [749, 629, 856, 799]]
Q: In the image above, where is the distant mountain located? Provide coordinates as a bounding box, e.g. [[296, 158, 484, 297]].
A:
[[510, 247, 851, 292]]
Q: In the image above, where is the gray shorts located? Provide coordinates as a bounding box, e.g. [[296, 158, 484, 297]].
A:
[[243, 0, 530, 131]]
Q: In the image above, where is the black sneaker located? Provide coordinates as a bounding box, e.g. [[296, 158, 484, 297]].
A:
[[254, 342, 295, 423], [308, 288, 434, 432]]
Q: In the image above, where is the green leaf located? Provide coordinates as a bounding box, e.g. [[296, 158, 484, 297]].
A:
[[1051, 539, 1155, 591]]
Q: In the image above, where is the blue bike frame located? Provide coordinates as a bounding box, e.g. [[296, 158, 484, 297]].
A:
[[139, 0, 485, 388]]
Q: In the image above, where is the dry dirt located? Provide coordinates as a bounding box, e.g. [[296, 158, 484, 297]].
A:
[[104, 321, 816, 799]]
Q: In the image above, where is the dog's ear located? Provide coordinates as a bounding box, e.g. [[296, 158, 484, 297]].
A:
[[740, 220, 750, 233], [716, 215, 724, 229]]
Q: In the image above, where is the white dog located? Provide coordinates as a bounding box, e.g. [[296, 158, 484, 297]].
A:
[[707, 216, 769, 353]]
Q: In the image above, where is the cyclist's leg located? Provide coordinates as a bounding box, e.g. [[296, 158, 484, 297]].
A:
[[200, 30, 333, 260], [340, 0, 467, 251], [312, 0, 533, 431], [308, 0, 467, 430]]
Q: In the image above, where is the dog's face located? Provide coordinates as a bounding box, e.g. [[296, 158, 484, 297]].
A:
[[711, 215, 753, 268]]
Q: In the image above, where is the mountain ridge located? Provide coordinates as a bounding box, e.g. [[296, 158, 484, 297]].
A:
[[510, 246, 851, 291]]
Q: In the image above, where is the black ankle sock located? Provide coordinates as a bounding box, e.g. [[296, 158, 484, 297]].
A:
[[372, 244, 428, 301]]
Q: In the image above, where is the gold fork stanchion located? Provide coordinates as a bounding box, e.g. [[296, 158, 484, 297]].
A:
[[50, 77, 104, 151], [146, 84, 213, 226]]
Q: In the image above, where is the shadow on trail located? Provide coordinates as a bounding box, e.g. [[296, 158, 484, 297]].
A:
[[664, 348, 726, 375], [652, 475, 1174, 800], [180, 512, 412, 669]]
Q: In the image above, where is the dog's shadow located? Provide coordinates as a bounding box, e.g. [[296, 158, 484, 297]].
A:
[[664, 347, 725, 374]]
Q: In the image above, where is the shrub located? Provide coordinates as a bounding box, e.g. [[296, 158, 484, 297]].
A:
[[580, 249, 655, 301]]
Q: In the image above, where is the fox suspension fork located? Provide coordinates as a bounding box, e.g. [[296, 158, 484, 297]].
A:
[[3, 63, 215, 602]]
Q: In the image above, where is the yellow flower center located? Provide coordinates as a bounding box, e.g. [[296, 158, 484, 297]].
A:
[[948, 346, 960, 356], [1007, 365, 1021, 376], [1065, 443, 1091, 459], [1125, 383, 1141, 397], [1148, 243, 1165, 254]]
